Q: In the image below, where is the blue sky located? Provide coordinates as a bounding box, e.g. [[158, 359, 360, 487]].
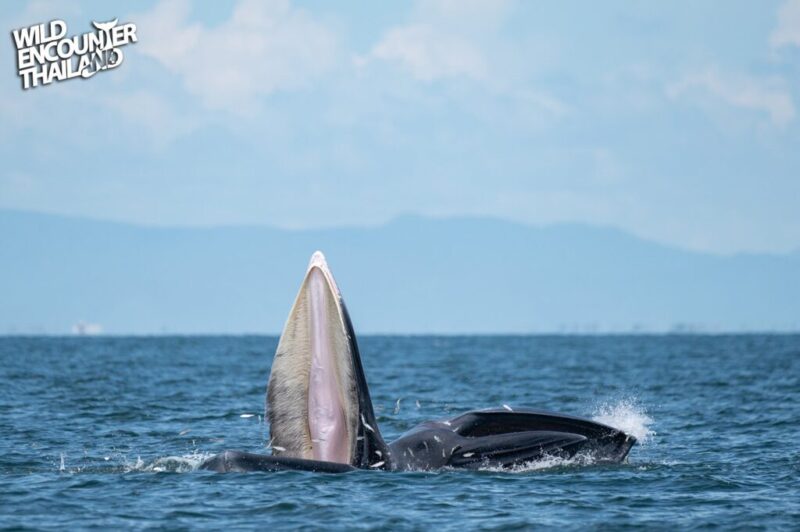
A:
[[1, 0, 799, 254]]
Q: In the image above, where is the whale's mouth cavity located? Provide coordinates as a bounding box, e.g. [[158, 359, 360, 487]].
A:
[[267, 252, 360, 466], [306, 267, 349, 463]]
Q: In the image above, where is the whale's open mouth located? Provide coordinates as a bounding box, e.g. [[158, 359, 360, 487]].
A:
[[266, 252, 387, 467]]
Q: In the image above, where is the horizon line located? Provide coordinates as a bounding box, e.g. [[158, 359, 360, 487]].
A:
[[2, 330, 799, 338]]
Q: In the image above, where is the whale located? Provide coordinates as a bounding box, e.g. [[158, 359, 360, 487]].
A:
[[201, 252, 636, 473]]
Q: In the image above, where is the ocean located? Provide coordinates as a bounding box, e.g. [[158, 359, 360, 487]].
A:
[[0, 335, 797, 529]]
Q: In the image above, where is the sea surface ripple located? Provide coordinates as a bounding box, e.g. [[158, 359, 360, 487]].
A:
[[0, 335, 798, 529]]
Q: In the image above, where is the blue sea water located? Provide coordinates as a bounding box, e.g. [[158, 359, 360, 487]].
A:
[[0, 335, 798, 529]]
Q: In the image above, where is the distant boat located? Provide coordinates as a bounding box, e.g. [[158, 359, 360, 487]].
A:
[[72, 321, 103, 336]]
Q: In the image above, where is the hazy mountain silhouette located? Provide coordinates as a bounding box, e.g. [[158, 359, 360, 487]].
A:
[[1, 209, 797, 334]]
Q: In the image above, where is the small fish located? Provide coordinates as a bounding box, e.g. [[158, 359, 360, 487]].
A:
[[463, 452, 475, 457], [394, 398, 402, 415], [361, 414, 375, 433], [370, 461, 385, 468], [179, 429, 190, 436], [415, 400, 421, 409], [502, 404, 513, 412], [272, 445, 286, 452], [375, 450, 382, 457], [356, 436, 364, 441], [240, 414, 254, 418], [442, 449, 445, 457], [407, 448, 414, 458], [442, 420, 452, 426], [433, 435, 442, 443]]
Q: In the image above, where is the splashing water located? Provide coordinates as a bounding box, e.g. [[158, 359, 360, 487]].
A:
[[122, 452, 214, 473], [146, 453, 214, 473], [592, 399, 655, 443], [479, 453, 593, 473]]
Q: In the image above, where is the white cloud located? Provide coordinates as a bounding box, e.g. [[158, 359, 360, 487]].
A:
[[365, 0, 512, 82], [371, 24, 486, 81], [9, 0, 80, 27], [132, 0, 338, 112], [771, 0, 800, 48], [412, 0, 513, 30], [667, 68, 795, 127]]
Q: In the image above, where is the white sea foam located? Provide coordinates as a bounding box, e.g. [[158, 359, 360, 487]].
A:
[[480, 451, 598, 473], [123, 452, 213, 473], [592, 398, 655, 443]]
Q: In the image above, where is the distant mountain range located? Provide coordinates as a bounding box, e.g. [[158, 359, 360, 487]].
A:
[[1, 209, 797, 334]]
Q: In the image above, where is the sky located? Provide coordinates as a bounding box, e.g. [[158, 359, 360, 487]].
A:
[[1, 0, 799, 255]]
